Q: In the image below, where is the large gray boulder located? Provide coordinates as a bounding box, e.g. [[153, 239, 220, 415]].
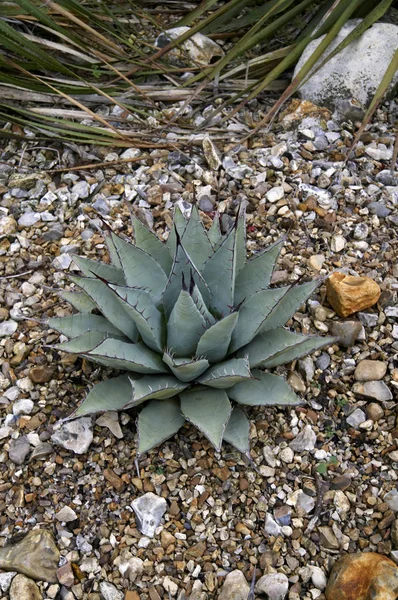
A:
[[294, 20, 398, 119]]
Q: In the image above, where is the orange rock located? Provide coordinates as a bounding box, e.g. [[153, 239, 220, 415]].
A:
[[279, 99, 331, 129], [125, 592, 141, 600], [325, 552, 398, 600], [326, 272, 381, 317]]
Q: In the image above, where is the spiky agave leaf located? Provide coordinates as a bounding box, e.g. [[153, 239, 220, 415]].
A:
[[47, 206, 333, 454]]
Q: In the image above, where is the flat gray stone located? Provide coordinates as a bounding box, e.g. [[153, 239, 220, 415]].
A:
[[385, 490, 398, 512], [99, 581, 124, 600], [346, 408, 367, 428], [51, 418, 93, 454], [55, 506, 78, 522], [255, 573, 289, 600], [0, 320, 18, 337], [289, 425, 316, 452], [294, 20, 398, 115], [8, 436, 30, 465], [353, 381, 393, 402], [132, 492, 167, 538], [0, 571, 16, 592]]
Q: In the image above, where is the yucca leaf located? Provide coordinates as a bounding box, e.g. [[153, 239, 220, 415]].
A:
[[74, 375, 133, 417], [70, 275, 139, 342], [180, 205, 213, 272], [196, 311, 239, 363], [125, 375, 188, 407], [86, 339, 168, 374], [73, 255, 125, 286], [260, 279, 321, 333], [60, 291, 96, 314], [132, 214, 173, 274], [180, 387, 232, 451], [202, 225, 236, 317], [167, 287, 207, 358], [229, 287, 287, 352], [162, 235, 210, 317], [137, 398, 185, 454], [229, 369, 300, 406], [223, 407, 250, 455], [48, 314, 123, 338], [239, 328, 335, 368], [111, 233, 168, 305], [197, 357, 252, 389], [111, 285, 165, 353], [163, 353, 210, 382], [234, 238, 284, 304]]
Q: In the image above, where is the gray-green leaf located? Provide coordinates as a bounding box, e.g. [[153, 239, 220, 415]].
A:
[[202, 226, 236, 317], [223, 407, 250, 454], [228, 370, 301, 406], [125, 375, 189, 407], [180, 205, 213, 271], [229, 287, 287, 352], [86, 339, 168, 374], [196, 357, 252, 389], [111, 233, 168, 304], [162, 353, 210, 382], [74, 375, 133, 417], [196, 311, 239, 363], [238, 327, 335, 368], [167, 289, 206, 357], [61, 291, 96, 314], [208, 212, 223, 248], [54, 330, 111, 353], [70, 275, 139, 342], [234, 237, 284, 304], [72, 255, 125, 285], [137, 398, 185, 454], [111, 285, 165, 353], [180, 387, 232, 450], [132, 214, 172, 274], [260, 280, 321, 333], [162, 237, 210, 317], [48, 314, 122, 339]]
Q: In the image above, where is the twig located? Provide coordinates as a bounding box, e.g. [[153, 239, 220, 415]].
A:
[[391, 129, 398, 174], [247, 568, 257, 600], [305, 470, 325, 534], [135, 457, 140, 479], [0, 270, 33, 279], [44, 153, 166, 173]]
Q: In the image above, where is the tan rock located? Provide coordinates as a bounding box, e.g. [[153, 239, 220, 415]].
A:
[[325, 552, 398, 600], [160, 530, 176, 549], [9, 574, 42, 600], [326, 272, 381, 317], [0, 529, 59, 583], [29, 366, 55, 384], [355, 360, 387, 382], [279, 99, 331, 130]]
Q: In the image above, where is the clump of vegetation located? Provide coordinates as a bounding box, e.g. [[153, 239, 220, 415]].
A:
[[48, 207, 333, 454], [0, 1, 396, 145]]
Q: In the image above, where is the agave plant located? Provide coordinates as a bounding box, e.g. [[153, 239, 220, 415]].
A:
[[48, 207, 333, 455]]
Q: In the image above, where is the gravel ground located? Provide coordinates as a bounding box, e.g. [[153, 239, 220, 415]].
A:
[[0, 97, 397, 600]]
